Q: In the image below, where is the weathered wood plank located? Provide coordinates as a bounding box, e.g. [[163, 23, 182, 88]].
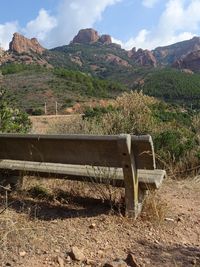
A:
[[0, 160, 166, 189], [0, 134, 124, 167]]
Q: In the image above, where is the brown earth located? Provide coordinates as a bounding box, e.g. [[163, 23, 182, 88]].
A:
[[0, 116, 199, 267], [0, 178, 199, 267], [29, 115, 82, 134]]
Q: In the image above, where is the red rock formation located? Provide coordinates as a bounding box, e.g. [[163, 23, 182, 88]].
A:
[[72, 28, 112, 45], [153, 36, 200, 65], [127, 47, 136, 58], [9, 33, 45, 54], [173, 50, 200, 72], [72, 29, 99, 44], [131, 48, 157, 67], [105, 53, 131, 67], [99, 34, 112, 45]]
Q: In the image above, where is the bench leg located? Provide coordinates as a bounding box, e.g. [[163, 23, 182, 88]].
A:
[[124, 172, 142, 218], [118, 135, 141, 218]]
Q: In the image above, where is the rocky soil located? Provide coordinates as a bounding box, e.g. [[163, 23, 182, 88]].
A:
[[0, 177, 199, 267]]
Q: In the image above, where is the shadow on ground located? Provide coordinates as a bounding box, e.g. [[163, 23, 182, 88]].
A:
[[0, 191, 124, 220], [137, 239, 200, 267]]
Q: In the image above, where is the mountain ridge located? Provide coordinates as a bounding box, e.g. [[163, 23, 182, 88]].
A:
[[1, 28, 200, 73]]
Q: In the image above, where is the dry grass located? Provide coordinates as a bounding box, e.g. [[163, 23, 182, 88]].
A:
[[142, 191, 169, 224]]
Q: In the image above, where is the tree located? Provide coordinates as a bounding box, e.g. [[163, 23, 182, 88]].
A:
[[0, 89, 31, 133]]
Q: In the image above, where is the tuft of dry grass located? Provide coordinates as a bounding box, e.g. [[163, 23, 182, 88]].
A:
[[142, 191, 169, 224]]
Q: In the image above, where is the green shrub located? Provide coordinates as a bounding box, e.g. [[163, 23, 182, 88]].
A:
[[49, 91, 200, 176], [0, 90, 31, 133]]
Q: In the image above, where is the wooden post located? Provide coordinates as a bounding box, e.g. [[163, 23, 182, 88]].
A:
[[118, 135, 140, 218], [44, 102, 47, 115], [55, 101, 58, 115]]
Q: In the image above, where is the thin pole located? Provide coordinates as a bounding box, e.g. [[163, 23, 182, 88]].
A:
[[55, 101, 58, 115], [44, 102, 47, 115]]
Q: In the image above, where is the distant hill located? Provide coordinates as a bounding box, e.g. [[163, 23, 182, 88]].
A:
[[137, 68, 200, 109], [0, 64, 126, 114], [2, 28, 200, 74], [1, 28, 200, 112]]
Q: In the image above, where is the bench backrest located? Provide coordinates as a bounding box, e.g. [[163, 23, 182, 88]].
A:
[[0, 134, 155, 170]]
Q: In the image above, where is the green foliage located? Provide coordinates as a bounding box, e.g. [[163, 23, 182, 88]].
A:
[[154, 130, 196, 161], [140, 69, 200, 109], [31, 108, 44, 116], [150, 102, 192, 127], [28, 185, 52, 200], [84, 105, 117, 119], [53, 91, 200, 174], [0, 90, 31, 133], [0, 63, 46, 75], [53, 68, 125, 98]]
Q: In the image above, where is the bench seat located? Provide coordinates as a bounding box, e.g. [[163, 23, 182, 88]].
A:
[[0, 160, 166, 190]]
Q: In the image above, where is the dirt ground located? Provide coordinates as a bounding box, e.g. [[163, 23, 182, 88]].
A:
[[0, 116, 199, 267], [29, 115, 82, 134], [0, 177, 199, 267]]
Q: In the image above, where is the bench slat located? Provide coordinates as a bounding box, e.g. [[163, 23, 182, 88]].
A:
[[0, 134, 124, 168], [0, 134, 156, 169], [0, 160, 166, 189]]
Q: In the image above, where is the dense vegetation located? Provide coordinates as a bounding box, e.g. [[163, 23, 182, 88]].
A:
[[0, 90, 31, 133], [0, 64, 126, 114], [50, 91, 200, 177], [53, 68, 126, 97], [138, 68, 200, 109], [45, 43, 147, 85]]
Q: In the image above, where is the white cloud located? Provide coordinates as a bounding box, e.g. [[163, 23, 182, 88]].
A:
[[0, 22, 19, 49], [142, 0, 160, 8], [0, 0, 121, 49], [1, 0, 200, 51], [46, 0, 121, 48], [24, 9, 57, 41], [117, 0, 200, 50]]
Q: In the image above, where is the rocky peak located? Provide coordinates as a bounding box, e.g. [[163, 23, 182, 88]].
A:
[[131, 48, 157, 67], [127, 47, 136, 58], [72, 29, 99, 44], [173, 50, 200, 72], [72, 28, 112, 45], [99, 34, 112, 45], [9, 33, 45, 54]]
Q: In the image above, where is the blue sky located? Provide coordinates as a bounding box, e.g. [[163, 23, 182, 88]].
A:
[[0, 0, 200, 50]]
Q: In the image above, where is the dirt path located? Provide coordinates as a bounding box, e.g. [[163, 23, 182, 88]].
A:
[[0, 178, 199, 267], [29, 115, 82, 134]]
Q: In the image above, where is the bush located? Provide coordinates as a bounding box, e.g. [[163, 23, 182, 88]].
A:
[[0, 90, 31, 133], [49, 91, 200, 177]]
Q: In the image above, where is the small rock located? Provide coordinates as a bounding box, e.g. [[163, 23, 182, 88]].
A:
[[19, 251, 26, 257], [191, 258, 197, 265], [126, 253, 139, 267], [5, 263, 12, 266], [104, 259, 128, 267], [65, 256, 71, 263], [86, 259, 96, 265], [70, 246, 86, 262], [98, 250, 104, 257], [57, 256, 65, 267], [89, 223, 96, 229], [165, 217, 174, 222], [177, 217, 183, 222]]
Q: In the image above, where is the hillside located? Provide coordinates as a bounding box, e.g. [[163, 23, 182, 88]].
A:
[[2, 29, 200, 113], [137, 68, 200, 109], [0, 64, 126, 114]]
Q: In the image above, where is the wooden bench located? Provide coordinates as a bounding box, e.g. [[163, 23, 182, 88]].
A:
[[0, 133, 166, 218]]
